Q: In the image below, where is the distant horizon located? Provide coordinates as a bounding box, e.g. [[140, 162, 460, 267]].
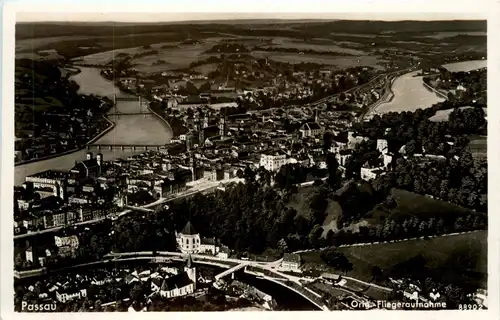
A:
[[16, 12, 487, 23]]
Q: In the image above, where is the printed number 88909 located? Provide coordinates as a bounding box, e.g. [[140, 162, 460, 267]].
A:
[[458, 304, 479, 310]]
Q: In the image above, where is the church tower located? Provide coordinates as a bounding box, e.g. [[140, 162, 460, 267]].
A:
[[203, 115, 209, 129], [185, 254, 196, 290], [219, 117, 226, 138], [189, 155, 197, 182], [198, 128, 205, 147]]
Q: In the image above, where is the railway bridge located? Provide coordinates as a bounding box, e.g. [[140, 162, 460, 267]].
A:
[[86, 144, 167, 151]]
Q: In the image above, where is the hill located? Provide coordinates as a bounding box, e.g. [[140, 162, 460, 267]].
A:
[[301, 230, 487, 289], [364, 188, 473, 225]]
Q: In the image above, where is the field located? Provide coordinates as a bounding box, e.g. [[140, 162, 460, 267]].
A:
[[265, 37, 367, 55], [442, 59, 487, 72], [16, 35, 99, 52], [71, 34, 389, 75], [131, 44, 214, 74], [468, 136, 487, 160], [365, 189, 472, 225], [421, 31, 487, 39], [253, 51, 387, 70], [301, 230, 487, 287], [192, 63, 219, 76], [429, 107, 487, 122]]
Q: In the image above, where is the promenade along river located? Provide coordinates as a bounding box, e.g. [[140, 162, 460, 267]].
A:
[[14, 67, 172, 185]]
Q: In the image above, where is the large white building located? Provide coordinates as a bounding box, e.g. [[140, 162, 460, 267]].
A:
[[279, 253, 302, 273], [176, 221, 201, 254], [25, 170, 67, 200], [260, 150, 288, 172]]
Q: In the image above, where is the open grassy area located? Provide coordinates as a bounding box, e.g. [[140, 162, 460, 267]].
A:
[[301, 230, 487, 288], [252, 51, 388, 70], [442, 59, 487, 72], [264, 37, 368, 55], [469, 135, 487, 160], [287, 186, 343, 230], [364, 188, 473, 225], [429, 107, 487, 122]]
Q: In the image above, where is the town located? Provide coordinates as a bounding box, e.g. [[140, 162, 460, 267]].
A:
[[11, 17, 488, 312]]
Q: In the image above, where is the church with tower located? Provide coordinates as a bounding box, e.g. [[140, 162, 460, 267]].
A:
[[159, 254, 196, 298]]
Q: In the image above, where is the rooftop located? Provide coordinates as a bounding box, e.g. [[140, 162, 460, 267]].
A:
[[160, 272, 193, 291], [27, 170, 67, 180], [283, 253, 301, 264], [180, 221, 197, 235]]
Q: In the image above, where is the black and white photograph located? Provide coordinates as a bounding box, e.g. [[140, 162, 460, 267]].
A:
[[1, 1, 498, 316]]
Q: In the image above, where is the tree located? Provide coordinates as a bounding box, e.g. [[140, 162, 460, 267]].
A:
[[199, 82, 211, 92], [320, 248, 353, 274], [277, 238, 288, 253], [323, 132, 334, 152], [243, 167, 256, 184], [326, 155, 341, 188], [371, 266, 383, 281], [308, 224, 324, 248]]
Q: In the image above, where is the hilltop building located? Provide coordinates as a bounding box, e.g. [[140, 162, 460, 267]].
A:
[[175, 221, 221, 255], [176, 221, 201, 254]]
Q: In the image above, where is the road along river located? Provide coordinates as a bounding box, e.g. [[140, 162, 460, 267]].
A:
[[367, 70, 446, 117], [14, 67, 172, 185]]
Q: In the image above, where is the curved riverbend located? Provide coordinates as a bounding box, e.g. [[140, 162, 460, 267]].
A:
[[370, 70, 446, 115]]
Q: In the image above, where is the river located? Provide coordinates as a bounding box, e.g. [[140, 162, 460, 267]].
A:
[[14, 67, 172, 186], [369, 70, 446, 116], [369, 59, 487, 117]]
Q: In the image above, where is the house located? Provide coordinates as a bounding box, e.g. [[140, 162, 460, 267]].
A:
[[360, 167, 385, 181], [199, 237, 219, 255], [217, 246, 230, 259], [321, 273, 341, 282], [25, 170, 67, 200], [55, 235, 80, 257], [151, 277, 163, 292], [336, 149, 353, 167], [56, 289, 87, 303], [299, 122, 324, 138], [312, 155, 327, 169], [162, 178, 187, 197], [260, 150, 288, 172], [160, 255, 196, 298], [176, 221, 201, 254], [280, 253, 301, 272], [347, 131, 368, 149], [25, 247, 34, 263]]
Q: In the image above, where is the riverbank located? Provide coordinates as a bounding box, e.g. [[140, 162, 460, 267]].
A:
[[147, 102, 173, 137], [422, 81, 448, 99], [364, 70, 446, 117], [362, 76, 397, 120]]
